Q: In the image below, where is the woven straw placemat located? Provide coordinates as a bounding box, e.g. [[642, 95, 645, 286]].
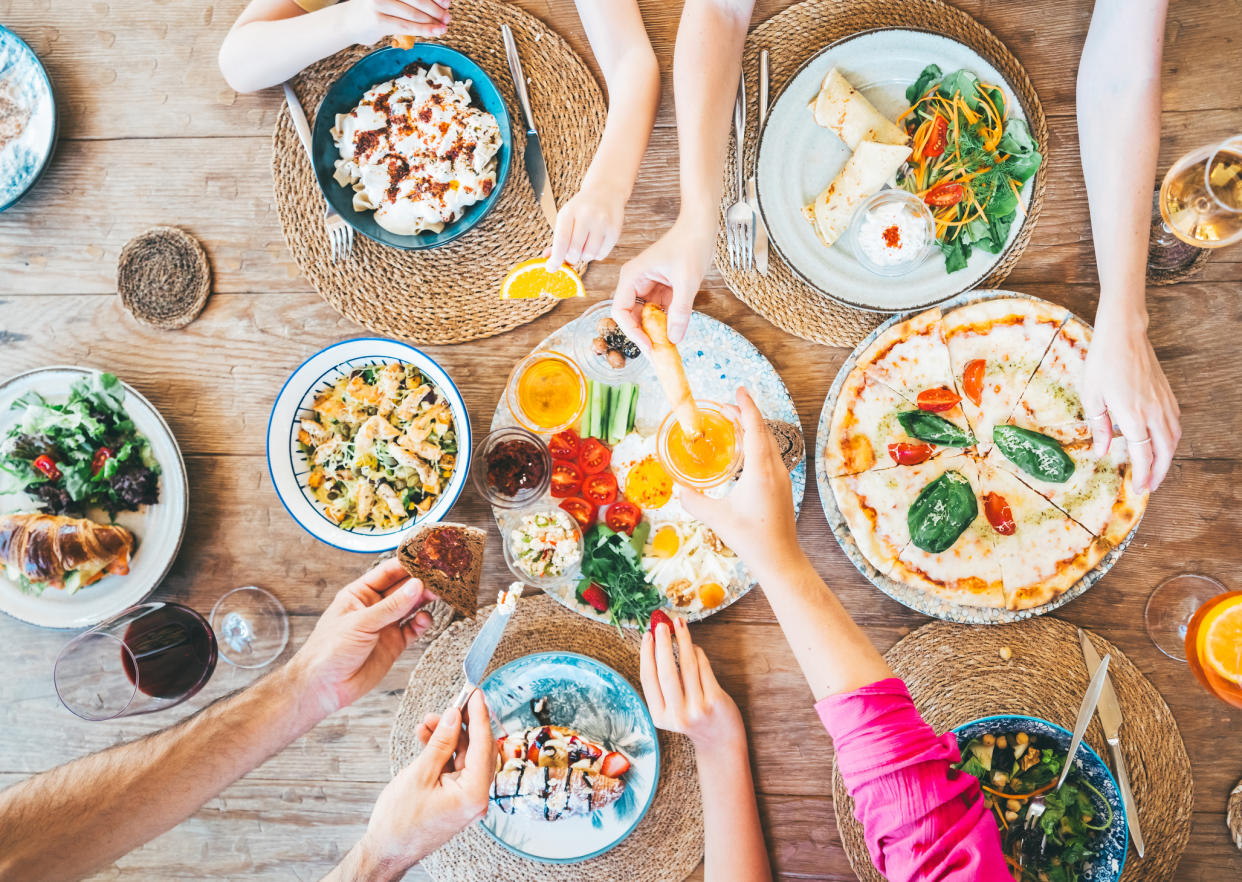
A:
[[831, 617, 1191, 881], [718, 0, 1050, 347], [117, 226, 211, 329], [390, 593, 703, 881], [272, 1, 606, 344]]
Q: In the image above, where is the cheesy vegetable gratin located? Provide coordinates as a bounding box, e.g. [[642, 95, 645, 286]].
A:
[[331, 63, 502, 236]]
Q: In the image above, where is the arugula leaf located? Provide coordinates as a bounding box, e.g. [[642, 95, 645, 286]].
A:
[[905, 63, 942, 104], [578, 524, 662, 628]]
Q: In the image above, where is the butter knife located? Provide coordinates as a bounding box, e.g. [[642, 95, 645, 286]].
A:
[[451, 586, 519, 710], [747, 49, 770, 275], [1059, 652, 1111, 791], [501, 24, 557, 231], [1079, 629, 1145, 857]]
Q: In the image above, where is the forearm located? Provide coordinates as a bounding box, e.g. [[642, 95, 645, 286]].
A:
[[0, 662, 324, 881], [696, 739, 772, 882], [321, 839, 406, 882], [219, 5, 360, 93], [1077, 0, 1168, 326]]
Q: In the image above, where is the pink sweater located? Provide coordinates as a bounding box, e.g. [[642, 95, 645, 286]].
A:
[[816, 678, 1011, 881]]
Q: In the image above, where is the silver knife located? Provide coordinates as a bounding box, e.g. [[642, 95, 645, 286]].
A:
[[1079, 629, 1145, 857], [282, 82, 315, 162], [451, 586, 519, 709], [748, 49, 770, 274], [1058, 652, 1111, 792], [501, 24, 557, 231]]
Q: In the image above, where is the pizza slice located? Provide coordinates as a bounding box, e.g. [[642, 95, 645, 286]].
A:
[[942, 298, 1068, 453], [1008, 315, 1092, 446], [976, 461, 1110, 611], [823, 369, 941, 476]]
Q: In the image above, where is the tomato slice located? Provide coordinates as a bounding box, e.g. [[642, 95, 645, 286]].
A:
[[548, 430, 580, 461], [916, 387, 962, 413], [91, 446, 114, 476], [924, 182, 965, 207], [983, 492, 1016, 535], [32, 454, 62, 481], [605, 501, 642, 536], [549, 460, 583, 498], [888, 441, 934, 466], [558, 496, 597, 530], [921, 115, 948, 159], [581, 471, 619, 506], [963, 359, 986, 407], [578, 437, 611, 475]]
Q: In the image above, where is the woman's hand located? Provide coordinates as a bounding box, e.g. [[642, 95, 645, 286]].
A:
[[545, 179, 628, 272], [342, 0, 450, 45], [1081, 313, 1181, 490]]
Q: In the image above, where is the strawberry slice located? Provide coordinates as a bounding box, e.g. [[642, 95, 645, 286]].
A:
[[600, 751, 630, 778], [526, 743, 542, 764], [650, 609, 673, 633], [581, 583, 610, 613]]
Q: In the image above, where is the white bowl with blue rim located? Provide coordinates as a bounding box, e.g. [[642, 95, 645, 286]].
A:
[[0, 26, 58, 212], [479, 651, 660, 863], [953, 714, 1128, 881], [266, 338, 471, 553]]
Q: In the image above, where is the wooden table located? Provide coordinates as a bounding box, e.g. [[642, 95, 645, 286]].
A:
[[1, 1, 1240, 878]]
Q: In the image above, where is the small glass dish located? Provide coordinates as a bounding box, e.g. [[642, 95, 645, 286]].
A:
[[470, 426, 552, 510], [655, 400, 743, 491], [500, 505, 584, 590], [505, 350, 588, 435], [572, 301, 647, 382], [848, 188, 936, 277]]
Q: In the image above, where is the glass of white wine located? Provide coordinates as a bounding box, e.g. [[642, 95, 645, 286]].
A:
[[1149, 135, 1242, 272]]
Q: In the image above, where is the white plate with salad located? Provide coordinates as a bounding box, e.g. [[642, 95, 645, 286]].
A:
[[755, 27, 1044, 312], [0, 368, 188, 629]]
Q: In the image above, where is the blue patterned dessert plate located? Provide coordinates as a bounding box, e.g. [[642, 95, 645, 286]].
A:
[[0, 26, 57, 212]]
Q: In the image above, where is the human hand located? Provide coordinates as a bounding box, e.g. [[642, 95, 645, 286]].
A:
[[358, 689, 494, 871], [545, 179, 628, 272], [342, 0, 450, 46], [1082, 313, 1180, 490], [640, 615, 745, 755], [290, 558, 438, 716], [611, 214, 716, 349]]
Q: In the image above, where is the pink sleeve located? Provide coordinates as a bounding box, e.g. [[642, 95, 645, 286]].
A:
[[816, 678, 1010, 882]]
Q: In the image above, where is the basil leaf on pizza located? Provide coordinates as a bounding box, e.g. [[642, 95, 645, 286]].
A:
[[897, 410, 975, 447], [907, 470, 979, 553], [992, 425, 1075, 483]]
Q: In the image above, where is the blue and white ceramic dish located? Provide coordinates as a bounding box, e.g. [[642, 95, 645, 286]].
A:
[[479, 651, 660, 863], [310, 44, 512, 250], [0, 26, 57, 212], [266, 338, 471, 553], [953, 714, 1128, 881]]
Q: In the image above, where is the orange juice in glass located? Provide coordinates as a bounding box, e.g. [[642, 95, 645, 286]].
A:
[[507, 351, 587, 434], [1185, 590, 1242, 708], [656, 401, 742, 489]]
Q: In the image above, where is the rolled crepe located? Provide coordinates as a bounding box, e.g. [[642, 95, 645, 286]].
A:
[[809, 68, 909, 150], [803, 141, 913, 248]]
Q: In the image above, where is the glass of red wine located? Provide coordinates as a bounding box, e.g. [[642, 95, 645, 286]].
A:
[[54, 602, 218, 721]]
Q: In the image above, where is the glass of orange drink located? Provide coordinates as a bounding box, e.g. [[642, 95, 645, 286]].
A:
[[506, 350, 587, 435], [1145, 573, 1242, 708], [656, 401, 742, 490]]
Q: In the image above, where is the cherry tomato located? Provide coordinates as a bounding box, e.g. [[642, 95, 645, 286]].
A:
[[963, 359, 986, 407], [605, 501, 642, 536], [578, 438, 611, 475], [91, 446, 114, 477], [558, 496, 597, 531], [548, 430, 580, 461], [32, 454, 61, 481], [924, 182, 965, 207], [581, 471, 619, 507], [916, 387, 962, 413], [888, 441, 934, 466], [921, 115, 949, 159], [983, 492, 1016, 536], [549, 460, 583, 498]]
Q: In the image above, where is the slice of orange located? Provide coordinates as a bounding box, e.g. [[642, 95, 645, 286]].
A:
[[500, 259, 584, 300], [1203, 596, 1242, 686]]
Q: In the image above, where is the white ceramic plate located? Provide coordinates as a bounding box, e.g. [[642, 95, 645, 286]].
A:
[[267, 338, 472, 553], [0, 367, 188, 629], [756, 28, 1037, 312]]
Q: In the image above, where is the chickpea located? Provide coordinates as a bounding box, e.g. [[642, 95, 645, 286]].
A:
[[982, 734, 996, 747], [996, 735, 1008, 749], [999, 645, 1013, 660], [1006, 799, 1022, 813], [991, 771, 1009, 788], [1083, 815, 1093, 824], [1016, 731, 1029, 746], [1004, 810, 1019, 823]]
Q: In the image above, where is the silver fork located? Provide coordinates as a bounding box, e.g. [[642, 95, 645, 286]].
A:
[[282, 82, 354, 263], [725, 75, 754, 270]]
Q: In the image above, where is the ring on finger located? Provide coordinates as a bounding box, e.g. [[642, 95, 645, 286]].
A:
[[1130, 436, 1152, 446], [1087, 410, 1109, 422]]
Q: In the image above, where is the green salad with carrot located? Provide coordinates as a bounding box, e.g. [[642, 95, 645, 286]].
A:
[[898, 65, 1043, 273]]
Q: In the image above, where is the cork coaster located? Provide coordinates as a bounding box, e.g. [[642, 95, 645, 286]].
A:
[[1147, 188, 1213, 286], [116, 226, 211, 330], [1229, 778, 1242, 850], [272, 0, 606, 345], [831, 617, 1192, 881], [718, 0, 1050, 347], [390, 593, 703, 881]]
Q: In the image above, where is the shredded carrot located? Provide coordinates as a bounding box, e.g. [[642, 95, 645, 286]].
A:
[[983, 782, 1055, 801], [1009, 178, 1028, 217], [993, 801, 1010, 831]]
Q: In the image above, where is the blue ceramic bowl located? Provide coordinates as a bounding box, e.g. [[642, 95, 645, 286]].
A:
[[310, 44, 511, 250], [953, 714, 1128, 881], [0, 26, 58, 212]]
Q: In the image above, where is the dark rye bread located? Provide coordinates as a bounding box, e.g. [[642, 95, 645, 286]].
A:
[[765, 419, 804, 472], [397, 522, 485, 619]]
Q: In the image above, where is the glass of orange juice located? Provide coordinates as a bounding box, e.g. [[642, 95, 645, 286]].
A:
[[506, 350, 587, 435], [1145, 573, 1242, 707], [656, 400, 742, 490]]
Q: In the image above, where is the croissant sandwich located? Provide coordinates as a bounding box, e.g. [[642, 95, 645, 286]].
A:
[[0, 513, 133, 595]]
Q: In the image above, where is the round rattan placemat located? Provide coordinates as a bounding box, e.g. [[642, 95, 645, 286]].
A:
[[1229, 777, 1242, 850], [273, 1, 606, 344], [116, 226, 211, 330], [718, 0, 1050, 347], [831, 617, 1191, 881], [391, 593, 703, 881]]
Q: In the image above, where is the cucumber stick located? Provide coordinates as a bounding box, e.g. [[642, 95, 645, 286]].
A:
[[610, 384, 633, 443], [590, 380, 605, 438], [579, 380, 594, 436], [626, 383, 638, 432]]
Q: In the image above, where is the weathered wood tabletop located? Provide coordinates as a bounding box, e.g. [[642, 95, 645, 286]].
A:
[[1, 0, 1240, 879]]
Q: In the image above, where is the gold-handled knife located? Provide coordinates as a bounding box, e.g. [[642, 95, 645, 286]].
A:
[[1078, 628, 1145, 858]]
